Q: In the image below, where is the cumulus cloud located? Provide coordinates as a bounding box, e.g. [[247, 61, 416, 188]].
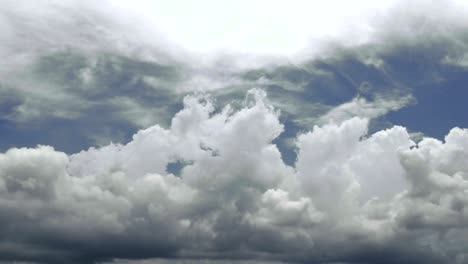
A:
[[0, 89, 467, 264], [3, 1, 468, 263]]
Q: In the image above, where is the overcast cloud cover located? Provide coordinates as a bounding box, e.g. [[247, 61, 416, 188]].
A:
[[1, 0, 468, 263]]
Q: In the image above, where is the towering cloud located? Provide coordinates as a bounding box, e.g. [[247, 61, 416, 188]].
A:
[[0, 90, 467, 264]]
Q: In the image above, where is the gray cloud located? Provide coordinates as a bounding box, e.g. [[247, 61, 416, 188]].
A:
[[0, 0, 192, 153]]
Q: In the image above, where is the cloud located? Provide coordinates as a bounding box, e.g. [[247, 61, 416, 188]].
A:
[[2, 2, 468, 262], [0, 89, 467, 264], [0, 1, 193, 153], [318, 94, 415, 125], [113, 259, 290, 264], [4, 0, 468, 156]]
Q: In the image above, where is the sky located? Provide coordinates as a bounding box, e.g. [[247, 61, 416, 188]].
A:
[[1, 0, 468, 264]]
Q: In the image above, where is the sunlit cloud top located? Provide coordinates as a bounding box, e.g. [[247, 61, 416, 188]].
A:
[[111, 0, 399, 55]]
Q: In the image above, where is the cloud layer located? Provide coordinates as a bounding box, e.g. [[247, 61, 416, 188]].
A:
[[3, 1, 468, 263], [3, 0, 468, 156], [1, 90, 467, 264]]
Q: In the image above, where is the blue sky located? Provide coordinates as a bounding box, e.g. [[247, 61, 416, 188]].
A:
[[1, 1, 468, 264]]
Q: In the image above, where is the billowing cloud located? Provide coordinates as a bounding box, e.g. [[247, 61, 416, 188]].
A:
[[0, 90, 467, 264], [3, 1, 468, 263]]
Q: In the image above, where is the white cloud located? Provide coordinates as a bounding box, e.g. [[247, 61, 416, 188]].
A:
[[111, 0, 398, 55], [0, 89, 467, 263], [318, 94, 414, 125]]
